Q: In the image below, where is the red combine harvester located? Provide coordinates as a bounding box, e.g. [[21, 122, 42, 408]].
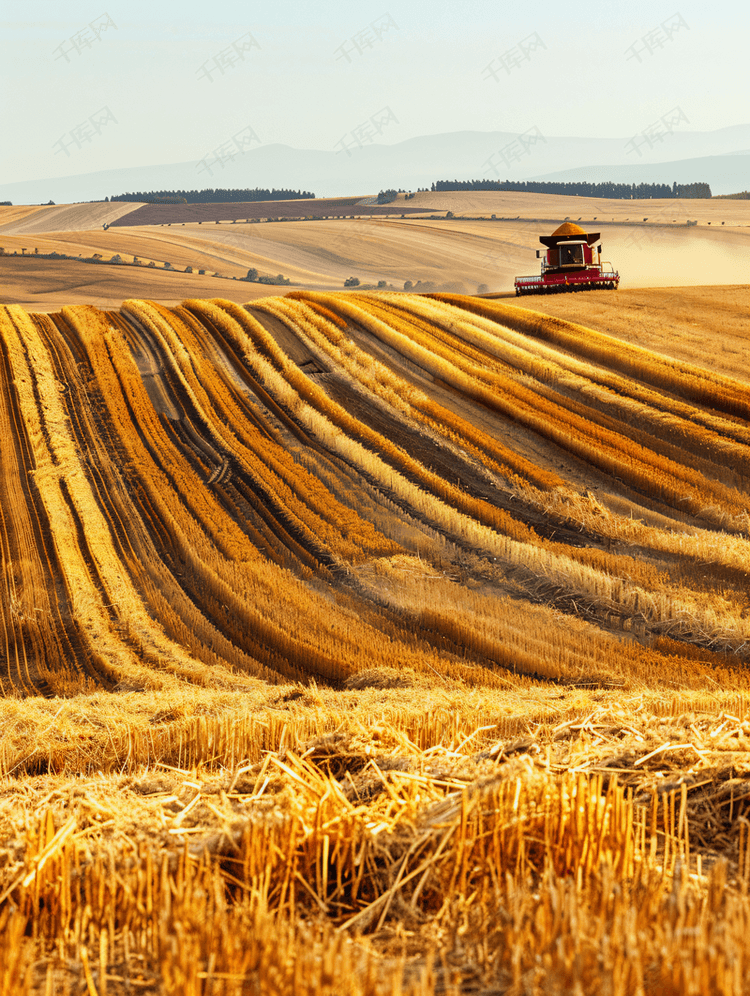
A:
[[514, 222, 619, 296]]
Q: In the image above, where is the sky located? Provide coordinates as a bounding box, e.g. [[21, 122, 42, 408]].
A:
[[1, 0, 747, 187]]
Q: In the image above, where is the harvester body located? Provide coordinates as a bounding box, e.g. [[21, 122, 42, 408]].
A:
[[514, 222, 619, 295]]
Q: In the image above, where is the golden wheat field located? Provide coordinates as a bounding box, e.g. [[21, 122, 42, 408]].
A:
[[0, 287, 749, 994], [3, 191, 750, 311]]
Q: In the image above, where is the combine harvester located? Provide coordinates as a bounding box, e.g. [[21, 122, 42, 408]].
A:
[[514, 222, 619, 296]]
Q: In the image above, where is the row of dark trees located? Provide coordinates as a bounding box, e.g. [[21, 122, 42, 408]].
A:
[[431, 180, 712, 199], [108, 188, 315, 204], [244, 268, 291, 285], [0, 199, 54, 207]]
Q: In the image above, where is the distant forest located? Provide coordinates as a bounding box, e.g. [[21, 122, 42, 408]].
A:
[[108, 188, 316, 204], [431, 180, 713, 199]]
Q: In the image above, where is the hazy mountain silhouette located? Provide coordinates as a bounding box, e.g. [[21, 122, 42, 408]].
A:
[[1, 126, 748, 204]]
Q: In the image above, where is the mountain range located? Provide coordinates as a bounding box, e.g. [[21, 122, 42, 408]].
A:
[[1, 125, 748, 204]]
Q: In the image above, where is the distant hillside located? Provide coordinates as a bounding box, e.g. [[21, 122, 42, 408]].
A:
[[108, 198, 427, 227], [1, 126, 749, 203], [0, 201, 142, 235], [110, 187, 315, 204], [529, 154, 750, 197]]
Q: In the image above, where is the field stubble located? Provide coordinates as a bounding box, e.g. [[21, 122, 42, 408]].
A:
[[0, 289, 749, 993]]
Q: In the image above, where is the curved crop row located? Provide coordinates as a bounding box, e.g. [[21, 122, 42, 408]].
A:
[[123, 298, 399, 567], [0, 293, 748, 697], [392, 294, 750, 482], [270, 295, 750, 583], [188, 298, 547, 549], [222, 296, 748, 654], [436, 294, 750, 423], [70, 305, 484, 688], [311, 292, 749, 532], [280, 293, 565, 492]]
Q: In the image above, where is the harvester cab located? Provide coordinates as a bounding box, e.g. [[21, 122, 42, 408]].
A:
[[515, 222, 619, 295]]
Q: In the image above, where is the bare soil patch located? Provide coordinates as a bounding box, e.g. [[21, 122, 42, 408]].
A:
[[109, 197, 428, 227]]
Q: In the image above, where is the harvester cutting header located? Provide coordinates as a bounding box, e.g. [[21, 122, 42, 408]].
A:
[[514, 222, 619, 296]]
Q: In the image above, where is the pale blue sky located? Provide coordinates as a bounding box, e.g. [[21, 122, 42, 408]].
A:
[[1, 0, 746, 186]]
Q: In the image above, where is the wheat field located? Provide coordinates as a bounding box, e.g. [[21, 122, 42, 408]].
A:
[[0, 290, 749, 994], [3, 190, 750, 311]]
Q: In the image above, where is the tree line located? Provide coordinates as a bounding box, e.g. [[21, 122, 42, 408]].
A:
[[108, 188, 316, 204], [430, 180, 712, 199]]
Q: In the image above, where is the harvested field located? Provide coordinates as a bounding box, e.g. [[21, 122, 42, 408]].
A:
[[109, 197, 428, 227], [0, 257, 280, 312], [0, 201, 143, 235], [389, 189, 750, 228], [3, 192, 749, 310], [1, 289, 749, 993], [506, 284, 750, 383]]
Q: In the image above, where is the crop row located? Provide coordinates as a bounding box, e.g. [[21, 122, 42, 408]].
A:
[[357, 294, 749, 529], [271, 297, 724, 592], [308, 293, 748, 533], [259, 297, 749, 653], [256, 298, 690, 597], [437, 294, 750, 423], [252, 293, 749, 654], [400, 294, 750, 485], [70, 305, 492, 689], [282, 292, 565, 492], [1, 300, 582, 693], [0, 294, 747, 696], [1, 305, 199, 695], [124, 299, 399, 568], [197, 298, 548, 549]]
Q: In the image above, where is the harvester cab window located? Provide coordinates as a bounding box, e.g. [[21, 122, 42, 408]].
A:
[[559, 243, 584, 266]]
